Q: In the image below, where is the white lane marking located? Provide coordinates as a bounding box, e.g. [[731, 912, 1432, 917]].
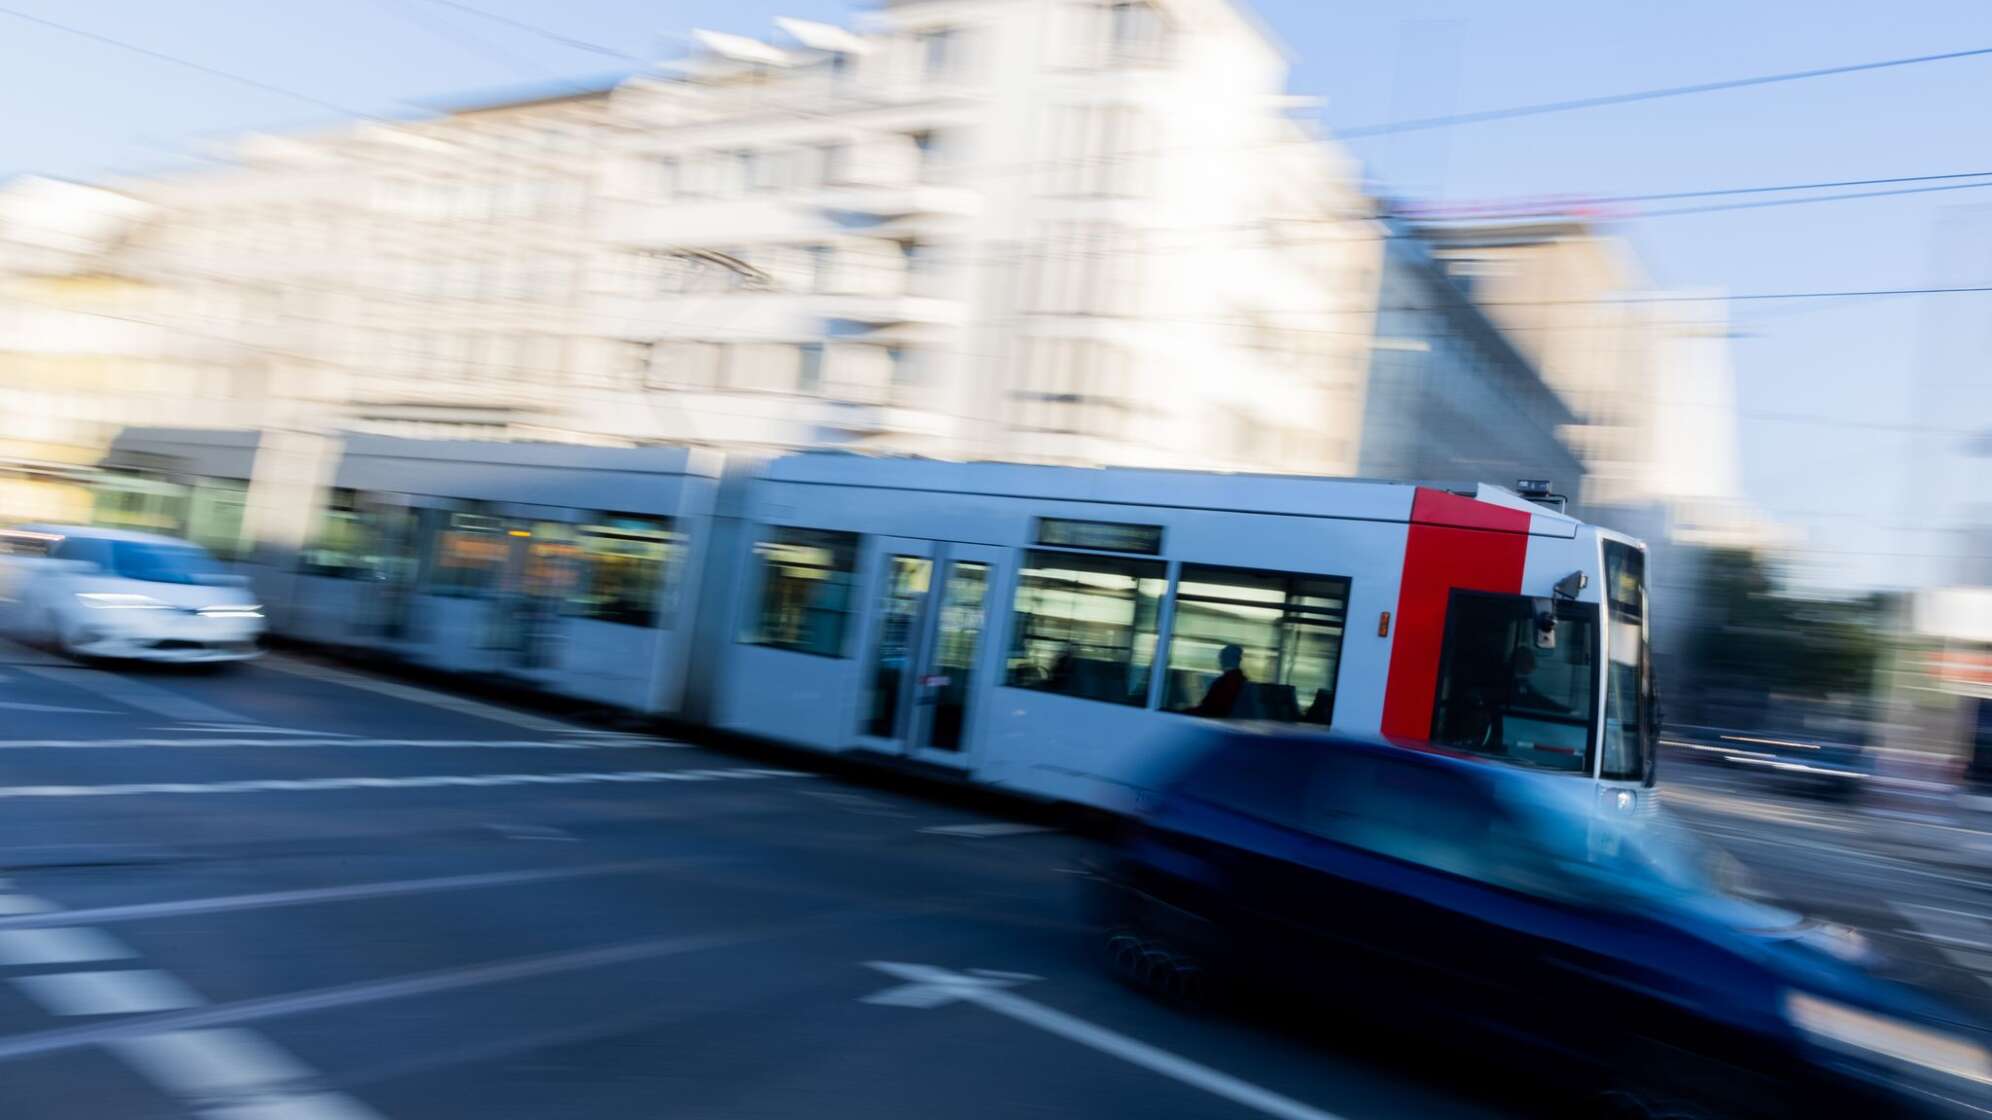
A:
[[0, 895, 57, 915], [1896, 904, 1992, 978], [1660, 785, 1854, 832], [16, 666, 251, 724], [0, 927, 790, 1061], [0, 900, 934, 1066], [109, 1028, 314, 1097], [0, 857, 727, 931], [10, 897, 391, 1120], [203, 1092, 389, 1120], [164, 724, 358, 739], [14, 969, 205, 1015], [862, 962, 1349, 1120], [0, 700, 118, 715], [0, 738, 658, 749], [0, 767, 810, 800], [0, 927, 135, 965], [919, 822, 1054, 838], [255, 656, 577, 733]]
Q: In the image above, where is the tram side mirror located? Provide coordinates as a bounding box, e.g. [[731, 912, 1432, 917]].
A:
[[1532, 598, 1557, 650], [1552, 570, 1588, 601]]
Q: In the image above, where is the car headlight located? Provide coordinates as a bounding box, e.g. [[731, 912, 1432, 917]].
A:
[[197, 604, 264, 619], [1786, 991, 1992, 1085], [75, 592, 170, 610]]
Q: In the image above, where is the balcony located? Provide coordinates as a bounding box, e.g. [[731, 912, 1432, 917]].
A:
[[812, 182, 981, 220]]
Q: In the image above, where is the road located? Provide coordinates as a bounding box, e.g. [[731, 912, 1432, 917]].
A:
[[0, 639, 1987, 1119], [0, 639, 1516, 1120]]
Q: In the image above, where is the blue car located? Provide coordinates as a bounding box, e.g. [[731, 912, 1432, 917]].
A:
[[1091, 726, 1991, 1119]]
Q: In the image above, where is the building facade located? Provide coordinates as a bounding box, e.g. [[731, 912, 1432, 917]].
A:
[[0, 0, 1592, 559]]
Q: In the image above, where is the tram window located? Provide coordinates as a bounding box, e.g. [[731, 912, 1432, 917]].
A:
[[300, 492, 373, 578], [1431, 592, 1599, 773], [1163, 565, 1349, 724], [428, 512, 510, 597], [747, 527, 859, 656], [1004, 549, 1164, 706], [567, 517, 682, 628]]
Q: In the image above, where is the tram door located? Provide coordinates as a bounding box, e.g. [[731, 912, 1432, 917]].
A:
[[857, 540, 1003, 766]]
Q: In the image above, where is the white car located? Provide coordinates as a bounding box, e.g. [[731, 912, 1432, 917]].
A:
[[5, 525, 266, 664]]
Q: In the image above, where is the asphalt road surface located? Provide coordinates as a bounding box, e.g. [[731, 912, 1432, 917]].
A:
[[0, 637, 1986, 1120]]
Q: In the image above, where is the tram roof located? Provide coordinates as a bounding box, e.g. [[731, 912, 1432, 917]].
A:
[[760, 452, 1584, 534]]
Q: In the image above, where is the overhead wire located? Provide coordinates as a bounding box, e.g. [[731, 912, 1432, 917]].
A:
[[1334, 44, 1992, 137]]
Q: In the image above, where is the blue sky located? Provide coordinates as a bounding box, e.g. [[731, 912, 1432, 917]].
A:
[[4, 0, 1988, 591]]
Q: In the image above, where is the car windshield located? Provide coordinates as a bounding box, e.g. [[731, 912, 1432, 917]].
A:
[[109, 541, 226, 585]]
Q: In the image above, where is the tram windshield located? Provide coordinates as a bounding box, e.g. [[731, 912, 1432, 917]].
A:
[[1599, 541, 1656, 784], [1430, 592, 1600, 774]]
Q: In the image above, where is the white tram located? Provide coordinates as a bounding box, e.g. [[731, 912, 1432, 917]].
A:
[[89, 429, 1657, 813]]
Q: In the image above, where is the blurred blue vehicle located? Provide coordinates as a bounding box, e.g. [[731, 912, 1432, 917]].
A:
[[1091, 725, 1990, 1119]]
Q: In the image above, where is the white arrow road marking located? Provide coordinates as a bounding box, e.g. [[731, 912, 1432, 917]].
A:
[[861, 962, 1351, 1120]]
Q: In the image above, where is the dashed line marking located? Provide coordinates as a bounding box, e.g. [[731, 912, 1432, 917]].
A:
[[0, 767, 813, 800], [109, 1027, 314, 1098], [0, 889, 390, 1118], [0, 927, 135, 966], [0, 856, 730, 931], [14, 969, 205, 1015], [0, 895, 57, 916]]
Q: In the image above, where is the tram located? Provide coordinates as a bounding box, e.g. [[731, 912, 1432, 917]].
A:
[[88, 428, 1657, 813]]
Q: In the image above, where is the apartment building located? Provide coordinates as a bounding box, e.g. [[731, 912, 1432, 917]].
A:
[[0, 0, 1597, 556], [591, 0, 1385, 471]]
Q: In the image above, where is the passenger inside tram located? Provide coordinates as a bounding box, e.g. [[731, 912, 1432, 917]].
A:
[[1189, 644, 1252, 718]]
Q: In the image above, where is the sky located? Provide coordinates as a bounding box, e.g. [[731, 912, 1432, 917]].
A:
[[2, 0, 1988, 592]]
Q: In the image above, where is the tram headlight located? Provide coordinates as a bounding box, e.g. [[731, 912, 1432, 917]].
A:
[[1784, 991, 1992, 1085]]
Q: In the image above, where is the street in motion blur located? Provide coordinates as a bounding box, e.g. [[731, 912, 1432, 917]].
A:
[[0, 0, 1988, 1117]]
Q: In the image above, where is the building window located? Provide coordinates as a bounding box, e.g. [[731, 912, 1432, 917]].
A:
[[911, 130, 944, 181], [818, 143, 848, 186], [1110, 1, 1168, 62], [1163, 565, 1351, 723], [747, 527, 860, 657], [807, 244, 836, 292], [797, 343, 825, 394], [1004, 549, 1165, 706], [653, 156, 678, 199], [920, 28, 954, 79], [735, 149, 757, 194], [887, 346, 920, 387]]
